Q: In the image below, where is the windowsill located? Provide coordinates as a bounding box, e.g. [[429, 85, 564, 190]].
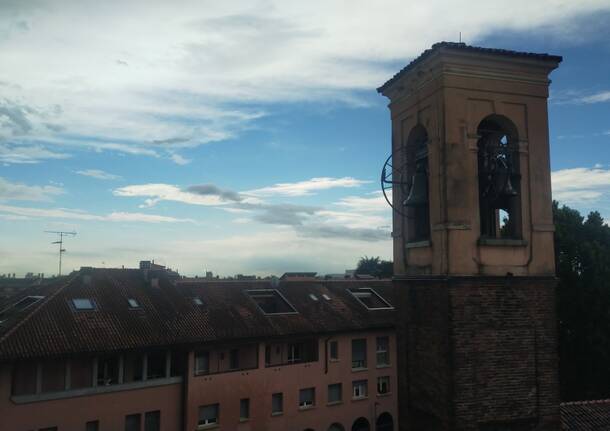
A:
[[11, 376, 183, 404], [329, 358, 339, 362], [271, 412, 283, 417], [194, 365, 258, 377], [196, 424, 219, 430], [351, 367, 368, 373], [377, 392, 392, 397], [298, 405, 315, 411], [478, 238, 528, 247], [376, 364, 391, 369], [327, 401, 343, 406], [352, 396, 369, 402], [239, 418, 249, 423], [405, 240, 430, 249]]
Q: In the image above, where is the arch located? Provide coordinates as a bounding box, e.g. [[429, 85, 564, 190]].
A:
[[376, 412, 394, 431], [403, 124, 430, 243], [476, 114, 522, 240], [328, 425, 345, 431], [352, 417, 371, 431]]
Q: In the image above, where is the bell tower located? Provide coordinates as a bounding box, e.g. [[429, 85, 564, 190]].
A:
[[378, 43, 562, 430]]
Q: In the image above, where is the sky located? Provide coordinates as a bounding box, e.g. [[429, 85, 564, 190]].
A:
[[1, 0, 610, 277]]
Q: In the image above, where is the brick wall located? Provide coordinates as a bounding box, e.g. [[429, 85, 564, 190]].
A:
[[395, 277, 560, 431]]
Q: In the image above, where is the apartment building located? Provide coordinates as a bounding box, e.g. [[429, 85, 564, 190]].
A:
[[0, 268, 397, 431]]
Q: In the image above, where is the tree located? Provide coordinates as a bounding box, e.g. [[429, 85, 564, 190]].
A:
[[355, 256, 393, 278], [554, 202, 610, 401]]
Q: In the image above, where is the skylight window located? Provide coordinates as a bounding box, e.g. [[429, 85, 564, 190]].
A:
[[1, 296, 44, 316], [127, 298, 141, 309], [192, 297, 204, 306], [348, 288, 393, 310], [71, 298, 96, 311], [247, 289, 297, 315], [322, 294, 331, 301], [308, 293, 319, 302]]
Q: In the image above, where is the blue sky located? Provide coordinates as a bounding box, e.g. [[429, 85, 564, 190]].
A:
[[1, 1, 610, 277]]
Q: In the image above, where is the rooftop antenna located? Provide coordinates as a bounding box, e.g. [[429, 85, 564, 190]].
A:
[[459, 32, 462, 43], [45, 231, 76, 276]]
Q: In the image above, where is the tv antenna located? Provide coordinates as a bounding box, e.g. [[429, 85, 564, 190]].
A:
[[45, 231, 76, 276]]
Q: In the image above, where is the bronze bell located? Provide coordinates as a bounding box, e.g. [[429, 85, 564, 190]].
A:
[[403, 169, 428, 207]]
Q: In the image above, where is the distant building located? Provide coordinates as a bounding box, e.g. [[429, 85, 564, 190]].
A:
[[0, 267, 397, 431]]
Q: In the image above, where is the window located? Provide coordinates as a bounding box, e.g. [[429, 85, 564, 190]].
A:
[[12, 362, 37, 395], [124, 352, 144, 382], [97, 356, 119, 386], [287, 343, 301, 363], [145, 411, 160, 431], [376, 337, 390, 366], [247, 289, 297, 314], [41, 360, 65, 393], [240, 398, 250, 420], [86, 421, 99, 431], [229, 349, 239, 370], [328, 383, 342, 404], [308, 293, 319, 301], [195, 351, 210, 375], [351, 339, 367, 369], [329, 340, 339, 361], [272, 392, 283, 414], [13, 295, 44, 311], [299, 387, 315, 408], [377, 376, 390, 395], [322, 294, 331, 301], [70, 357, 93, 389], [348, 288, 393, 310], [71, 298, 95, 310], [193, 297, 204, 306], [125, 414, 141, 431], [147, 351, 166, 379], [352, 380, 368, 399], [127, 298, 141, 309], [198, 404, 219, 426]]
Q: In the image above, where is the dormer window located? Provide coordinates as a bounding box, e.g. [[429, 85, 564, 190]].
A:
[[127, 298, 141, 309], [247, 289, 297, 315], [348, 288, 393, 310], [71, 298, 96, 311], [192, 297, 204, 306]]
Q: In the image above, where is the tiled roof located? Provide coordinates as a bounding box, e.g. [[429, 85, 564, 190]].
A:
[[0, 268, 394, 361], [561, 400, 610, 430], [377, 41, 563, 93]]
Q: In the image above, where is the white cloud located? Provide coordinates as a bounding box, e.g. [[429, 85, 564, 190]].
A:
[[580, 91, 610, 104], [247, 177, 370, 197], [0, 177, 64, 201], [552, 166, 610, 204], [170, 153, 191, 165], [1, 1, 608, 160], [76, 169, 122, 180], [0, 143, 70, 164], [0, 204, 193, 223]]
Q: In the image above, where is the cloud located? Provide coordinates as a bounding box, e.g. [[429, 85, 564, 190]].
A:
[[170, 153, 191, 165], [298, 223, 390, 241], [187, 184, 243, 202], [552, 166, 610, 204], [114, 183, 233, 207], [247, 177, 370, 197], [75, 169, 122, 180], [0, 143, 69, 164], [2, 1, 608, 161], [579, 91, 610, 104], [0, 177, 64, 201], [0, 204, 193, 223]]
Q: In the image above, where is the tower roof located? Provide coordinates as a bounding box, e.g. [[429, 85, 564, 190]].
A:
[[377, 42, 563, 94]]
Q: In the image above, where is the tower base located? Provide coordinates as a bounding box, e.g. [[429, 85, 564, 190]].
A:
[[394, 276, 560, 431]]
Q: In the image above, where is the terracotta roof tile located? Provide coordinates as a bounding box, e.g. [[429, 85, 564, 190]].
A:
[[0, 268, 394, 361], [561, 399, 610, 430]]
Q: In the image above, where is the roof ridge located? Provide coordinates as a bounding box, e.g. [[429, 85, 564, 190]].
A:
[[0, 273, 77, 346]]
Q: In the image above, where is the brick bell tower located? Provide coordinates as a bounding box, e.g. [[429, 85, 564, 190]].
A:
[[378, 43, 562, 431]]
